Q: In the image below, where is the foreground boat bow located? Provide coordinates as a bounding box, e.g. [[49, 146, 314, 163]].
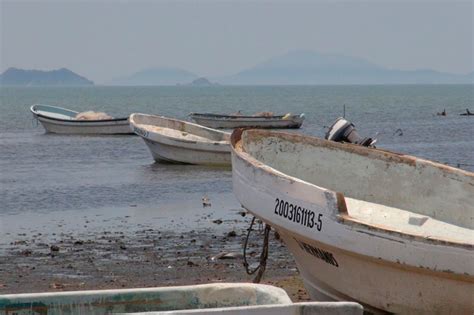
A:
[[231, 129, 474, 314]]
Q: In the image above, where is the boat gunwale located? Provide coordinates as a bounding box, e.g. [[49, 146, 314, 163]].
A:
[[230, 129, 474, 249], [31, 104, 129, 123]]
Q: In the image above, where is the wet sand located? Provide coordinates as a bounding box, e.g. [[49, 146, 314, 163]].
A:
[[0, 209, 309, 302]]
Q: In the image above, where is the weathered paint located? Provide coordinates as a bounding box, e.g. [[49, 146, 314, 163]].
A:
[[126, 301, 363, 314], [130, 113, 231, 165], [30, 104, 133, 135], [231, 129, 474, 314], [0, 283, 291, 315]]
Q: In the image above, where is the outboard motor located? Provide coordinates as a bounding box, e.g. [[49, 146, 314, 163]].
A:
[[325, 117, 376, 147]]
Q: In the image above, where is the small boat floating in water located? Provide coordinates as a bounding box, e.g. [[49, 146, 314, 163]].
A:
[[189, 112, 305, 129], [460, 109, 473, 116], [30, 104, 133, 135], [231, 128, 473, 314], [130, 113, 231, 165]]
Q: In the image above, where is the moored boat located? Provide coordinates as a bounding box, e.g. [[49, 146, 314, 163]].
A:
[[30, 104, 133, 135], [130, 113, 231, 165], [231, 129, 474, 314], [189, 112, 305, 129], [460, 109, 473, 116]]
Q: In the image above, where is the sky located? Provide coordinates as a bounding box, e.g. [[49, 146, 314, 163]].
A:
[[1, 0, 473, 84]]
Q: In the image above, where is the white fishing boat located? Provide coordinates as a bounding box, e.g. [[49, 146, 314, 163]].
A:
[[0, 283, 362, 315], [231, 129, 474, 314], [189, 112, 305, 129], [30, 104, 133, 135], [130, 113, 231, 165]]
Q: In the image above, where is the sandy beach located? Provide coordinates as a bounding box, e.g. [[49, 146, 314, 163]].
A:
[[0, 207, 309, 302]]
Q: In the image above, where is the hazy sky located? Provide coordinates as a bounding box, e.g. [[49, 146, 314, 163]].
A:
[[1, 1, 473, 83]]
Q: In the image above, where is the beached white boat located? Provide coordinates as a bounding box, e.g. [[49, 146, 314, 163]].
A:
[[30, 104, 133, 134], [189, 113, 305, 129], [130, 113, 231, 165], [0, 283, 362, 314], [231, 129, 474, 314]]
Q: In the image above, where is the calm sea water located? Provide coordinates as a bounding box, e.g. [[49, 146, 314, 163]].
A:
[[0, 85, 472, 242]]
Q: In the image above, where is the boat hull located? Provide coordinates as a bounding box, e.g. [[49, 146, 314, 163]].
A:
[[281, 230, 473, 314], [231, 130, 474, 314], [143, 138, 231, 165], [35, 115, 133, 134], [190, 115, 304, 129]]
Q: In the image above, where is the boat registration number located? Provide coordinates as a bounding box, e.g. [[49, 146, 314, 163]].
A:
[[274, 198, 322, 231]]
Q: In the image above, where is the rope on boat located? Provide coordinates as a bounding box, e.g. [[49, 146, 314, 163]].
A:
[[243, 216, 271, 283]]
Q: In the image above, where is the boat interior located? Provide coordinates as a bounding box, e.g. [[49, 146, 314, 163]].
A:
[[238, 130, 473, 243], [132, 114, 230, 143], [31, 104, 77, 120]]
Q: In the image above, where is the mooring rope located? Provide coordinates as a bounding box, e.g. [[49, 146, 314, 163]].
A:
[[243, 216, 271, 283]]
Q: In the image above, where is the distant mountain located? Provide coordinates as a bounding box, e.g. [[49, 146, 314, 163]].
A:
[[185, 77, 217, 86], [0, 67, 94, 86], [110, 67, 198, 86], [218, 51, 473, 85]]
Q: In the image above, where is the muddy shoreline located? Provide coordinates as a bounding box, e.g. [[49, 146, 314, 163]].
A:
[[0, 214, 309, 302]]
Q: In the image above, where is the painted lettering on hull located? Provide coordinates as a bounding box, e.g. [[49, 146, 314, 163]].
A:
[[294, 238, 339, 267]]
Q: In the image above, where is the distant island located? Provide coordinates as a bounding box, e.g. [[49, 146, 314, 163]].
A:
[[0, 67, 94, 86], [9, 51, 471, 86], [217, 51, 474, 85], [185, 77, 217, 86], [109, 67, 197, 86], [103, 52, 473, 86]]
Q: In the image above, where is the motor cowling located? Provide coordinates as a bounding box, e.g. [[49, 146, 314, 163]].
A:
[[325, 117, 376, 147]]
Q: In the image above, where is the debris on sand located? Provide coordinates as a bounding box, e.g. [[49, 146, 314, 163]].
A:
[[187, 261, 199, 267], [202, 195, 211, 207], [210, 251, 243, 261], [20, 249, 32, 256], [11, 240, 28, 245], [50, 282, 65, 289], [50, 245, 60, 252], [212, 219, 223, 225], [227, 231, 237, 237]]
